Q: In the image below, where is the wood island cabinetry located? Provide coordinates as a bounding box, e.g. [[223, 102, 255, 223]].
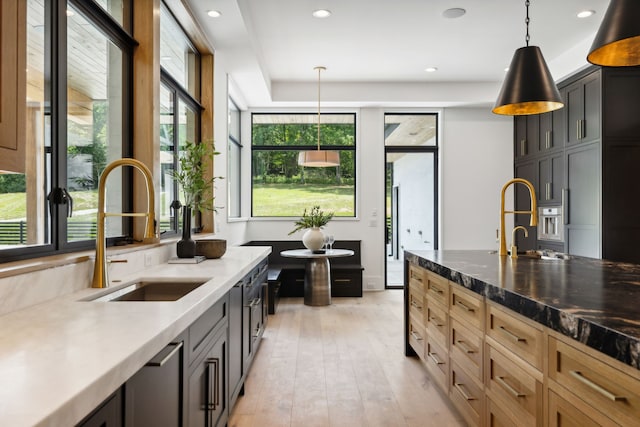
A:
[[404, 261, 640, 427]]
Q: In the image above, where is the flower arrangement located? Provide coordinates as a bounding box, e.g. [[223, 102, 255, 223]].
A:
[[288, 205, 334, 235]]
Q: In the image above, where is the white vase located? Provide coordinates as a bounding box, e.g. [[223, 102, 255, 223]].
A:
[[302, 227, 325, 251]]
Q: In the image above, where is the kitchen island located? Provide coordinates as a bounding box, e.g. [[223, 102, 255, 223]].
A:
[[405, 249, 640, 426], [0, 245, 270, 427]]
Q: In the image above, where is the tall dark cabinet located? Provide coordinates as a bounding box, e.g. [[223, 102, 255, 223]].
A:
[[514, 66, 640, 263]]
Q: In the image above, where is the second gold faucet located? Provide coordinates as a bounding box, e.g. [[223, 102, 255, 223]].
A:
[[499, 178, 537, 257]]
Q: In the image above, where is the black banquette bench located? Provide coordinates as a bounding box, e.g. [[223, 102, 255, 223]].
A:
[[243, 240, 364, 313]]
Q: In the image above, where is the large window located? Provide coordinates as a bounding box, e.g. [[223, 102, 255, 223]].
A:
[[0, 0, 134, 262], [251, 113, 356, 217], [158, 3, 201, 234]]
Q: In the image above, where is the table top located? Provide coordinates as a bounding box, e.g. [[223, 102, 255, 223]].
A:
[[280, 248, 354, 259]]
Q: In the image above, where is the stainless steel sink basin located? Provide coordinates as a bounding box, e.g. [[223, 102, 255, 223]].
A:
[[89, 279, 208, 302]]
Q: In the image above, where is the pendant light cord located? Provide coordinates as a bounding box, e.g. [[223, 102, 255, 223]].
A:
[[525, 0, 530, 47], [317, 66, 321, 151]]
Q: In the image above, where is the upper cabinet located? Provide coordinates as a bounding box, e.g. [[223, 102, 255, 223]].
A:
[[0, 1, 26, 173], [565, 70, 601, 146]]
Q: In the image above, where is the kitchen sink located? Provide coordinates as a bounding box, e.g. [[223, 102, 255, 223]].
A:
[[88, 279, 208, 302]]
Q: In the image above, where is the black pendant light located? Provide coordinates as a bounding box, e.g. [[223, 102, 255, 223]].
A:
[[588, 0, 640, 67], [493, 0, 564, 116]]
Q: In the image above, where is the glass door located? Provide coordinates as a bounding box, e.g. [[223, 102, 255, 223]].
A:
[[384, 114, 438, 288]]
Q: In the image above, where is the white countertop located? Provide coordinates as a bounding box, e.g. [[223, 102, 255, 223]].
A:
[[0, 246, 271, 427]]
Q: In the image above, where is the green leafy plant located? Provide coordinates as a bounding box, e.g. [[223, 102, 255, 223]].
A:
[[171, 140, 222, 213], [288, 205, 334, 235]]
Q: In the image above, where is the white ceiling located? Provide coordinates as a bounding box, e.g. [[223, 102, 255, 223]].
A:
[[185, 0, 610, 108]]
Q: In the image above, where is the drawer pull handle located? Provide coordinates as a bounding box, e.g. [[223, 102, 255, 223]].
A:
[[429, 316, 444, 327], [430, 284, 443, 294], [569, 370, 626, 402], [454, 382, 476, 401], [335, 279, 351, 283], [146, 341, 183, 367], [410, 331, 423, 341], [456, 339, 475, 354], [428, 352, 444, 365], [499, 326, 526, 342], [411, 272, 423, 282], [496, 376, 525, 398], [455, 300, 475, 312], [411, 299, 423, 310]]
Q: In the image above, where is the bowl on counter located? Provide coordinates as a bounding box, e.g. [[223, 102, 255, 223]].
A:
[[195, 238, 227, 259]]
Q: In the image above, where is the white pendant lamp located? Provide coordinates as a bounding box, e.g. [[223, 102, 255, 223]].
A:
[[298, 66, 340, 167]]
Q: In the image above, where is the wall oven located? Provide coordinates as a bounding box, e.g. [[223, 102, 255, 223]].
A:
[[538, 207, 563, 242]]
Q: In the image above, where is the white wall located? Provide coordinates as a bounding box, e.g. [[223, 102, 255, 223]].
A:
[[210, 84, 514, 289], [440, 108, 514, 250]]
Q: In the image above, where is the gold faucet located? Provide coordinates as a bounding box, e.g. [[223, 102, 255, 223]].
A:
[[92, 159, 157, 288], [499, 178, 537, 256], [510, 226, 528, 259]]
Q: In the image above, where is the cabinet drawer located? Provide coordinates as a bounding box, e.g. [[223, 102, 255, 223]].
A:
[[450, 359, 484, 427], [486, 344, 542, 427], [486, 303, 543, 370], [409, 263, 427, 289], [331, 270, 362, 297], [548, 390, 602, 427], [486, 396, 519, 427], [450, 317, 483, 383], [426, 299, 448, 348], [449, 283, 484, 332], [425, 336, 448, 393], [548, 336, 640, 426], [408, 281, 425, 320], [188, 296, 227, 364], [425, 271, 449, 307], [408, 312, 426, 360]]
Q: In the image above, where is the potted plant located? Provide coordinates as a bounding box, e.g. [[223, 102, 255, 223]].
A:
[[171, 140, 221, 258], [288, 205, 334, 251]]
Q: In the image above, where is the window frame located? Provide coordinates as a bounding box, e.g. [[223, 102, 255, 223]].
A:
[[159, 69, 203, 235], [227, 97, 242, 218], [1, 0, 135, 263], [250, 111, 357, 218]]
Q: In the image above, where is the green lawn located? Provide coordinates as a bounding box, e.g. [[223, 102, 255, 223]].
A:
[[0, 191, 98, 220], [252, 183, 354, 217]]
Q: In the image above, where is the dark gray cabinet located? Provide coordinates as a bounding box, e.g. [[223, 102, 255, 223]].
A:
[[514, 160, 537, 251], [76, 390, 123, 427], [565, 142, 600, 258], [187, 324, 227, 427], [515, 66, 640, 262], [125, 340, 184, 427], [565, 71, 600, 146], [228, 281, 244, 409], [514, 114, 539, 159], [537, 153, 563, 205]]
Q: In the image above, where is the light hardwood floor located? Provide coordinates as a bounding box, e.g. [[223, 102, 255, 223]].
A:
[[229, 291, 466, 427]]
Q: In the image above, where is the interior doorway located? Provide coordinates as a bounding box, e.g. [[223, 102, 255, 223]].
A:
[[384, 114, 438, 289]]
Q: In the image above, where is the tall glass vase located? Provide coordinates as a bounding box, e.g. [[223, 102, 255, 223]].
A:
[[176, 206, 196, 258]]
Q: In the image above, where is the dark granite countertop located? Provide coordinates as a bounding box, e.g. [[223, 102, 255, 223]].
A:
[[405, 249, 640, 370]]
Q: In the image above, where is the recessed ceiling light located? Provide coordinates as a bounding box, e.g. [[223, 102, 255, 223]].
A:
[[312, 9, 332, 18], [66, 9, 74, 17], [442, 8, 466, 19], [425, 67, 438, 73], [207, 10, 222, 18], [577, 10, 595, 18], [504, 67, 510, 72]]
